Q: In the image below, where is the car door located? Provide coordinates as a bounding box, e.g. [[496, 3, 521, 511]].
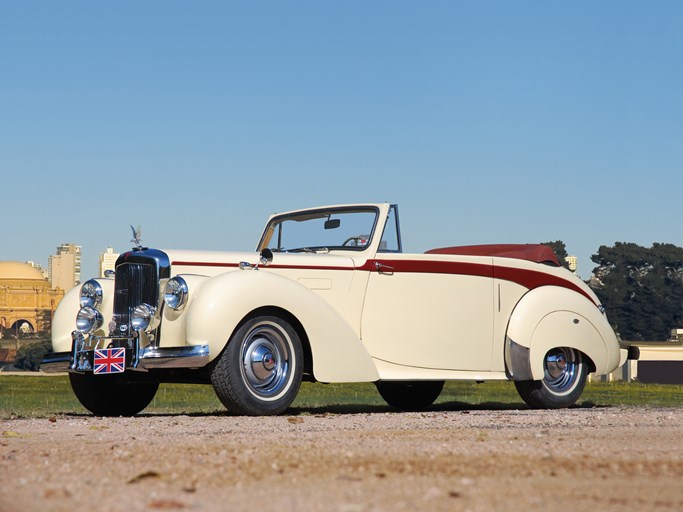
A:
[[263, 253, 356, 314], [360, 254, 495, 371]]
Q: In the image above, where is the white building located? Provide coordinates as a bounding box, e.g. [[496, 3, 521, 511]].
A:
[[48, 243, 82, 291], [99, 247, 119, 277], [564, 255, 578, 273]]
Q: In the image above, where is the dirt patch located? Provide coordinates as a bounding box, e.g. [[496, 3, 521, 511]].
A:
[[2, 407, 682, 511]]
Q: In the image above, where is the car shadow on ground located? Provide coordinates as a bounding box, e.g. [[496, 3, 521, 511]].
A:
[[284, 400, 607, 416], [53, 401, 607, 419], [119, 400, 607, 418]]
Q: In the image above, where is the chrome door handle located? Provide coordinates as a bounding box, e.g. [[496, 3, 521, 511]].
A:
[[373, 261, 394, 275]]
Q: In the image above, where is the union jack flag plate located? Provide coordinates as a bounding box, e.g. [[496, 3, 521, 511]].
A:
[[93, 347, 126, 375]]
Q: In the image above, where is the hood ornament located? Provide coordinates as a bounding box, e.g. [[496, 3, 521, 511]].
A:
[[130, 225, 144, 250]]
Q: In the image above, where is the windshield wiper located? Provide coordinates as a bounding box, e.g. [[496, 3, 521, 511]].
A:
[[288, 247, 329, 254]]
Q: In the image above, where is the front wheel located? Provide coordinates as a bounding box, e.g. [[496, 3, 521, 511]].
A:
[[514, 347, 587, 409], [376, 380, 444, 411], [69, 373, 159, 416], [211, 315, 303, 416]]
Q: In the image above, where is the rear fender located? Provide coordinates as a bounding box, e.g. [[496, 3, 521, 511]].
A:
[[505, 286, 620, 380]]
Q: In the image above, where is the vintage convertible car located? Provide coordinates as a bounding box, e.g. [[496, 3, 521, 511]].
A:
[[42, 203, 624, 416]]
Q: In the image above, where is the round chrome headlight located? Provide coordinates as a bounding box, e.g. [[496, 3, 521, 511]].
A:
[[164, 277, 188, 310], [79, 279, 103, 308], [76, 306, 104, 334], [131, 303, 158, 332]]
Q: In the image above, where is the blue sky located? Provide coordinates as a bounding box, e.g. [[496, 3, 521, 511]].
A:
[[2, 1, 681, 280]]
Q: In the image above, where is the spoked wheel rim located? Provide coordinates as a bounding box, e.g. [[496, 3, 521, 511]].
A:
[[542, 347, 582, 395], [240, 321, 293, 400]]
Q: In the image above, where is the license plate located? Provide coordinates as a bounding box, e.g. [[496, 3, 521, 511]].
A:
[[93, 348, 126, 375]]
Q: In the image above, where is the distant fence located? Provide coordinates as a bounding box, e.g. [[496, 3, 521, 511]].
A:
[[590, 342, 683, 384]]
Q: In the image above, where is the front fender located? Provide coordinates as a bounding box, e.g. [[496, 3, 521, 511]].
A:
[[505, 286, 620, 380], [51, 279, 115, 352], [185, 270, 379, 383]]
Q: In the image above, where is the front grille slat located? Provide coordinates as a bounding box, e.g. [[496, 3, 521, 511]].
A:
[[113, 262, 158, 331]]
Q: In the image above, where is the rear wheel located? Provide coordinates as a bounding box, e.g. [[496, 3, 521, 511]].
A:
[[211, 315, 303, 416], [376, 380, 444, 411], [69, 373, 159, 416], [514, 347, 587, 409]]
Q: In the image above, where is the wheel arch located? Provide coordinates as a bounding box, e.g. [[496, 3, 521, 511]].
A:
[[223, 305, 314, 380], [505, 286, 620, 381], [185, 270, 379, 382]]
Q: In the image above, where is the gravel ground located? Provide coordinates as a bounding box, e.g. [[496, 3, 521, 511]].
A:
[[1, 406, 682, 512]]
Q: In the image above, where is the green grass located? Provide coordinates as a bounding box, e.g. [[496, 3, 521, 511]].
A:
[[0, 375, 681, 419]]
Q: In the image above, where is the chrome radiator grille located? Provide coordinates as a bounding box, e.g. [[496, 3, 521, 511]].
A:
[[113, 261, 158, 330]]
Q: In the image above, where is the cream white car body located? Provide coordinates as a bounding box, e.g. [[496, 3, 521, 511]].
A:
[[45, 203, 623, 415]]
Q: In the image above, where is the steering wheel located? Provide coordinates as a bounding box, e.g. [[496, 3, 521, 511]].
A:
[[342, 236, 365, 247]]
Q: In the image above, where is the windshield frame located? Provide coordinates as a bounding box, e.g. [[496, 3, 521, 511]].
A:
[[257, 205, 381, 253]]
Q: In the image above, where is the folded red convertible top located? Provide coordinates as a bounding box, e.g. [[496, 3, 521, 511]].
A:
[[425, 244, 560, 266]]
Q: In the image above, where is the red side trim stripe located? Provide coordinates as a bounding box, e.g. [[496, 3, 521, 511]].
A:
[[358, 259, 494, 278], [364, 259, 595, 305], [493, 266, 594, 303], [171, 258, 596, 305]]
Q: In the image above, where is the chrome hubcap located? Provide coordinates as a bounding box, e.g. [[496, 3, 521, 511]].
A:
[[241, 324, 291, 398], [544, 348, 580, 393]]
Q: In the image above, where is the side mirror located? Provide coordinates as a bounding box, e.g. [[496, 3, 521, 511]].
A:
[[260, 248, 274, 267]]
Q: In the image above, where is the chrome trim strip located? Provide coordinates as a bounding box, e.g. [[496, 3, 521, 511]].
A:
[[139, 344, 210, 369], [390, 204, 403, 253]]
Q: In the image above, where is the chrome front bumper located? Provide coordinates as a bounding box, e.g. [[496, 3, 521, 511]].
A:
[[41, 331, 210, 373]]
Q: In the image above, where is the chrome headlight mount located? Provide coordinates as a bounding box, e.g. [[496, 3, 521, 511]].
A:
[[79, 279, 103, 308], [164, 277, 188, 310], [76, 305, 104, 334], [130, 303, 159, 332]]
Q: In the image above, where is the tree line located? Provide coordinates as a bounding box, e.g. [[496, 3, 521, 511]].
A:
[[544, 240, 683, 341]]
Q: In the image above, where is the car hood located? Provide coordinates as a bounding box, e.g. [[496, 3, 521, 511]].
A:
[[163, 248, 357, 277]]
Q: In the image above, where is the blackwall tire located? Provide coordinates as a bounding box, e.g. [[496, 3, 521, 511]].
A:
[[69, 373, 159, 417], [211, 315, 303, 416], [514, 347, 587, 409], [376, 380, 444, 411]]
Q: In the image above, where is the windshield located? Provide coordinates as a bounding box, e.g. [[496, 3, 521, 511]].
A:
[[259, 207, 379, 253]]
